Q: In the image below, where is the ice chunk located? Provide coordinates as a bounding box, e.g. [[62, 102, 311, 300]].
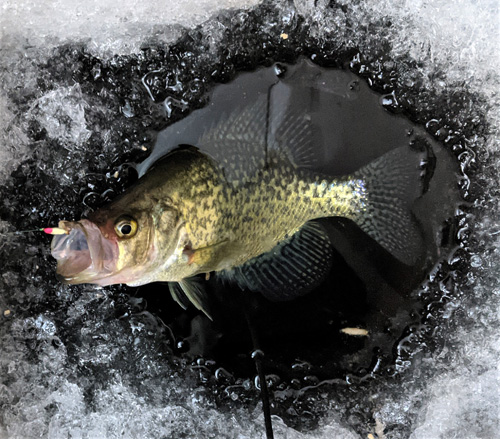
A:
[[29, 85, 91, 147]]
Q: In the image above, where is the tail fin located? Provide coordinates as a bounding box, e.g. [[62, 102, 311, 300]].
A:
[[353, 146, 431, 265]]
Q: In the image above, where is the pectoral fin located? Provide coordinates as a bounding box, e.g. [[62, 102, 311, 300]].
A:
[[182, 240, 228, 267], [219, 221, 333, 301]]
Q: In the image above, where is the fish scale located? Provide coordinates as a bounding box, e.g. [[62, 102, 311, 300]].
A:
[[170, 150, 367, 272]]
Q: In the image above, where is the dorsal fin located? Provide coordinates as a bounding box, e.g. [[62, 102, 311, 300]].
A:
[[196, 96, 268, 183], [218, 221, 333, 301], [195, 90, 321, 183], [267, 87, 320, 170]]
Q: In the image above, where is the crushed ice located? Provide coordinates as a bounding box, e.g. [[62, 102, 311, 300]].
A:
[[0, 0, 499, 438]]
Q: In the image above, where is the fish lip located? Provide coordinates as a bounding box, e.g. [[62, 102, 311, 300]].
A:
[[51, 219, 119, 284]]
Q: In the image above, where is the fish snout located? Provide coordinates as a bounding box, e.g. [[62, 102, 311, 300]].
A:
[[50, 220, 118, 284], [51, 224, 92, 280]]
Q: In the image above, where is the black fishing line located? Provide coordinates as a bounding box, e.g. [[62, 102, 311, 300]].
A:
[[240, 292, 274, 439]]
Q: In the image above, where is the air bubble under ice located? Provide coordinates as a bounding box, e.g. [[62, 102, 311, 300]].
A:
[[1, 0, 499, 438]]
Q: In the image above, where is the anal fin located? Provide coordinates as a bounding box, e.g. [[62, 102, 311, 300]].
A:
[[219, 221, 333, 301]]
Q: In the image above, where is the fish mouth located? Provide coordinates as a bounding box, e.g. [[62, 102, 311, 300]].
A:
[[51, 220, 118, 285]]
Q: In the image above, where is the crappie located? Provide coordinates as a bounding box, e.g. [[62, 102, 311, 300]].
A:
[[51, 95, 427, 318]]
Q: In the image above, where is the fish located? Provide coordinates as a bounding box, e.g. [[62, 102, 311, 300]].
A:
[[51, 95, 427, 318]]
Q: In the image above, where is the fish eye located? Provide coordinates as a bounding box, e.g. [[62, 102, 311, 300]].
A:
[[114, 216, 138, 239]]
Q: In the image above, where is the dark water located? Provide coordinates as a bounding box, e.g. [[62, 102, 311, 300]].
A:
[[0, 2, 485, 436], [133, 59, 460, 416]]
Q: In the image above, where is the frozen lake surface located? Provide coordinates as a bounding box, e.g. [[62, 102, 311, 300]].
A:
[[0, 0, 499, 438]]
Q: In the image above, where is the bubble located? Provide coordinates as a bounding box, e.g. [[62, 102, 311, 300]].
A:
[[380, 91, 401, 112], [274, 63, 287, 77], [470, 255, 482, 268]]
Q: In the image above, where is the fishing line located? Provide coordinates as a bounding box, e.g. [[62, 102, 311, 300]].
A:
[[1, 227, 68, 236], [240, 292, 274, 439]]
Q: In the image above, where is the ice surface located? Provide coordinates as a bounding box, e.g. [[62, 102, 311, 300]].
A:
[[1, 0, 499, 438], [0, 97, 29, 183], [1, 0, 261, 55]]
